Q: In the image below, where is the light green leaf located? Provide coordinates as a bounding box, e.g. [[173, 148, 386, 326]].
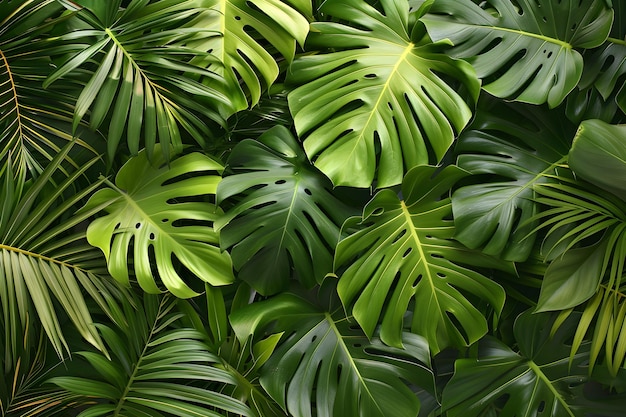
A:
[[442, 310, 589, 417], [216, 126, 355, 295], [288, 0, 479, 188], [451, 100, 573, 261], [188, 0, 310, 111], [230, 293, 434, 417], [84, 146, 234, 298], [569, 119, 626, 201], [335, 165, 505, 353], [423, 0, 613, 107]]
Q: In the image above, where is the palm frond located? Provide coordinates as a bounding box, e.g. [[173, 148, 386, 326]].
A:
[[50, 294, 253, 417]]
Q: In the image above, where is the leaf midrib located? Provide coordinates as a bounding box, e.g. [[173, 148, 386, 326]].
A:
[[344, 42, 414, 165], [528, 360, 575, 417]]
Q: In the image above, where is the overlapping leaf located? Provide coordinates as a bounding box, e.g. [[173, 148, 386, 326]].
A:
[[45, 0, 234, 159], [0, 142, 124, 360], [230, 293, 435, 417], [50, 295, 252, 417], [335, 165, 505, 353], [422, 0, 613, 107], [216, 126, 355, 295], [451, 100, 574, 262], [442, 311, 589, 417], [287, 0, 479, 188], [187, 0, 310, 112], [84, 145, 234, 298], [578, 1, 626, 115], [0, 0, 99, 180]]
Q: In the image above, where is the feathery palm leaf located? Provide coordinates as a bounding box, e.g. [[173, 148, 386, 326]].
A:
[[46, 0, 235, 160], [0, 141, 127, 362], [287, 0, 479, 187], [0, 0, 99, 180], [422, 0, 613, 107], [50, 294, 252, 417]]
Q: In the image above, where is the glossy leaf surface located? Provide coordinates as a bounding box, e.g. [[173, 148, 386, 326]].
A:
[[423, 0, 613, 107], [85, 146, 233, 298], [231, 293, 434, 417], [335, 165, 505, 353], [288, 0, 479, 187], [217, 126, 354, 295]]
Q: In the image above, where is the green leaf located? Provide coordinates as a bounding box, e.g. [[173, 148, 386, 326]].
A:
[[216, 126, 355, 295], [45, 1, 234, 159], [442, 310, 589, 417], [84, 145, 234, 298], [188, 0, 310, 111], [230, 293, 434, 417], [0, 0, 99, 180], [569, 119, 626, 201], [451, 100, 574, 261], [423, 0, 613, 107], [50, 295, 252, 417], [536, 240, 608, 312], [335, 165, 505, 353], [288, 0, 479, 188]]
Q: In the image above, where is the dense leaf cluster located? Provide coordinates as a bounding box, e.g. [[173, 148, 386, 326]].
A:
[[1, 0, 626, 416]]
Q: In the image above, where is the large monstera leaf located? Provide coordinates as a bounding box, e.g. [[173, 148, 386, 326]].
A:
[[287, 0, 479, 188], [230, 293, 435, 417], [422, 0, 613, 107], [335, 165, 506, 353], [441, 311, 589, 417], [188, 0, 310, 112], [451, 100, 574, 262], [84, 146, 234, 298], [216, 126, 355, 295]]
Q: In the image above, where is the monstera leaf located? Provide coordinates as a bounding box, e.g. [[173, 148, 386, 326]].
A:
[[287, 0, 479, 188], [216, 126, 355, 295], [230, 293, 435, 417], [441, 311, 589, 417], [188, 0, 310, 112], [422, 0, 613, 107], [335, 165, 506, 353], [84, 145, 234, 298], [578, 2, 626, 114], [451, 100, 574, 261]]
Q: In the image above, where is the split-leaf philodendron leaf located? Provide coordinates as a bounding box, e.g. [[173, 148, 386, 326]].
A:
[[423, 0, 613, 107], [288, 0, 479, 188], [84, 146, 234, 298], [217, 126, 354, 295], [335, 165, 505, 353], [230, 292, 435, 417]]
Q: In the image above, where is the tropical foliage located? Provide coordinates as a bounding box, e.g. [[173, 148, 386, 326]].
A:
[[1, 0, 626, 416]]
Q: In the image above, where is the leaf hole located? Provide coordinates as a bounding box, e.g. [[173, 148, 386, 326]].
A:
[[275, 179, 286, 185], [431, 253, 443, 259], [161, 218, 169, 223], [392, 229, 407, 244], [538, 400, 545, 412], [353, 343, 362, 348], [402, 247, 412, 258], [547, 51, 552, 59], [304, 188, 312, 196], [364, 73, 376, 79], [149, 233, 155, 240], [234, 15, 241, 20], [437, 272, 446, 279], [135, 223, 141, 229]]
